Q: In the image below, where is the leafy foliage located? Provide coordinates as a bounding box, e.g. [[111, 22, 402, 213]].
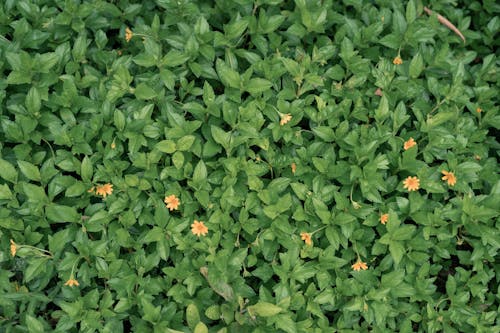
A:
[[0, 0, 499, 332]]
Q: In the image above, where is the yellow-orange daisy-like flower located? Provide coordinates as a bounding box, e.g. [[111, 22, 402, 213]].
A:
[[95, 183, 113, 198], [125, 27, 133, 43], [191, 220, 208, 237], [291, 162, 297, 175], [164, 194, 180, 211], [441, 170, 457, 186], [380, 213, 389, 225], [10, 239, 17, 257], [476, 107, 482, 113], [280, 113, 292, 126], [403, 176, 420, 191], [300, 232, 312, 246], [393, 56, 403, 65], [351, 259, 368, 271], [404, 137, 416, 150], [64, 277, 79, 287]]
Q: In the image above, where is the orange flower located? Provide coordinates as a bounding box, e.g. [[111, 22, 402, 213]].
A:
[[476, 107, 482, 113], [95, 183, 113, 198], [403, 176, 420, 191], [441, 170, 457, 186], [404, 137, 416, 150], [64, 277, 79, 287], [380, 213, 389, 225], [300, 232, 312, 246], [351, 259, 368, 271], [164, 194, 180, 211], [10, 239, 17, 257], [280, 113, 292, 126], [191, 220, 208, 237], [291, 162, 297, 175], [393, 56, 403, 65], [125, 27, 133, 42]]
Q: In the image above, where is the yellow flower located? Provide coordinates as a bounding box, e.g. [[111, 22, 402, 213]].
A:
[[403, 176, 420, 191], [64, 277, 79, 287], [404, 137, 416, 150], [300, 232, 312, 246], [10, 239, 17, 257], [164, 194, 180, 211], [95, 183, 113, 198], [111, 141, 116, 149], [125, 27, 133, 42], [280, 113, 292, 126], [441, 170, 457, 186], [291, 162, 297, 175], [380, 213, 389, 225], [191, 220, 208, 237], [351, 259, 368, 271], [476, 107, 482, 113], [393, 56, 403, 65]]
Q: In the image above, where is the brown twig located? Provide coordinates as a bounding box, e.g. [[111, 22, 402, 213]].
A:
[[424, 6, 466, 44]]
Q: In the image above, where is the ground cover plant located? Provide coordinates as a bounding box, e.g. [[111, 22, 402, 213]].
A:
[[0, 0, 499, 332]]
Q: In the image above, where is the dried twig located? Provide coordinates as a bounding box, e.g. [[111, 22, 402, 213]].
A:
[[424, 6, 466, 44]]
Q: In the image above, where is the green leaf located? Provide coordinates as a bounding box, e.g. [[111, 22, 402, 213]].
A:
[[375, 95, 389, 122], [156, 140, 177, 153], [409, 52, 424, 79], [0, 159, 18, 183], [161, 50, 190, 67], [246, 78, 272, 95], [193, 160, 207, 184], [211, 125, 231, 150], [45, 204, 80, 223], [248, 302, 282, 317], [406, 0, 417, 24], [224, 19, 248, 40], [176, 135, 196, 151], [389, 241, 405, 265], [186, 303, 200, 329], [0, 184, 13, 200], [17, 160, 41, 182], [25, 86, 41, 114], [135, 83, 157, 100], [81, 156, 93, 182], [193, 322, 208, 333], [25, 314, 45, 333], [216, 59, 240, 89]]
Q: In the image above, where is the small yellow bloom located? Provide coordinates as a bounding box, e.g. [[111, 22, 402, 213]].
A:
[[404, 137, 416, 150], [300, 232, 312, 246], [351, 259, 368, 271], [403, 176, 420, 192], [111, 141, 116, 149], [280, 113, 292, 126], [125, 27, 133, 42], [95, 183, 113, 198], [380, 213, 389, 225], [291, 162, 297, 175], [191, 220, 208, 237], [441, 170, 457, 186], [64, 277, 79, 287], [476, 107, 482, 113], [164, 194, 180, 211], [393, 56, 403, 65], [10, 239, 17, 257]]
